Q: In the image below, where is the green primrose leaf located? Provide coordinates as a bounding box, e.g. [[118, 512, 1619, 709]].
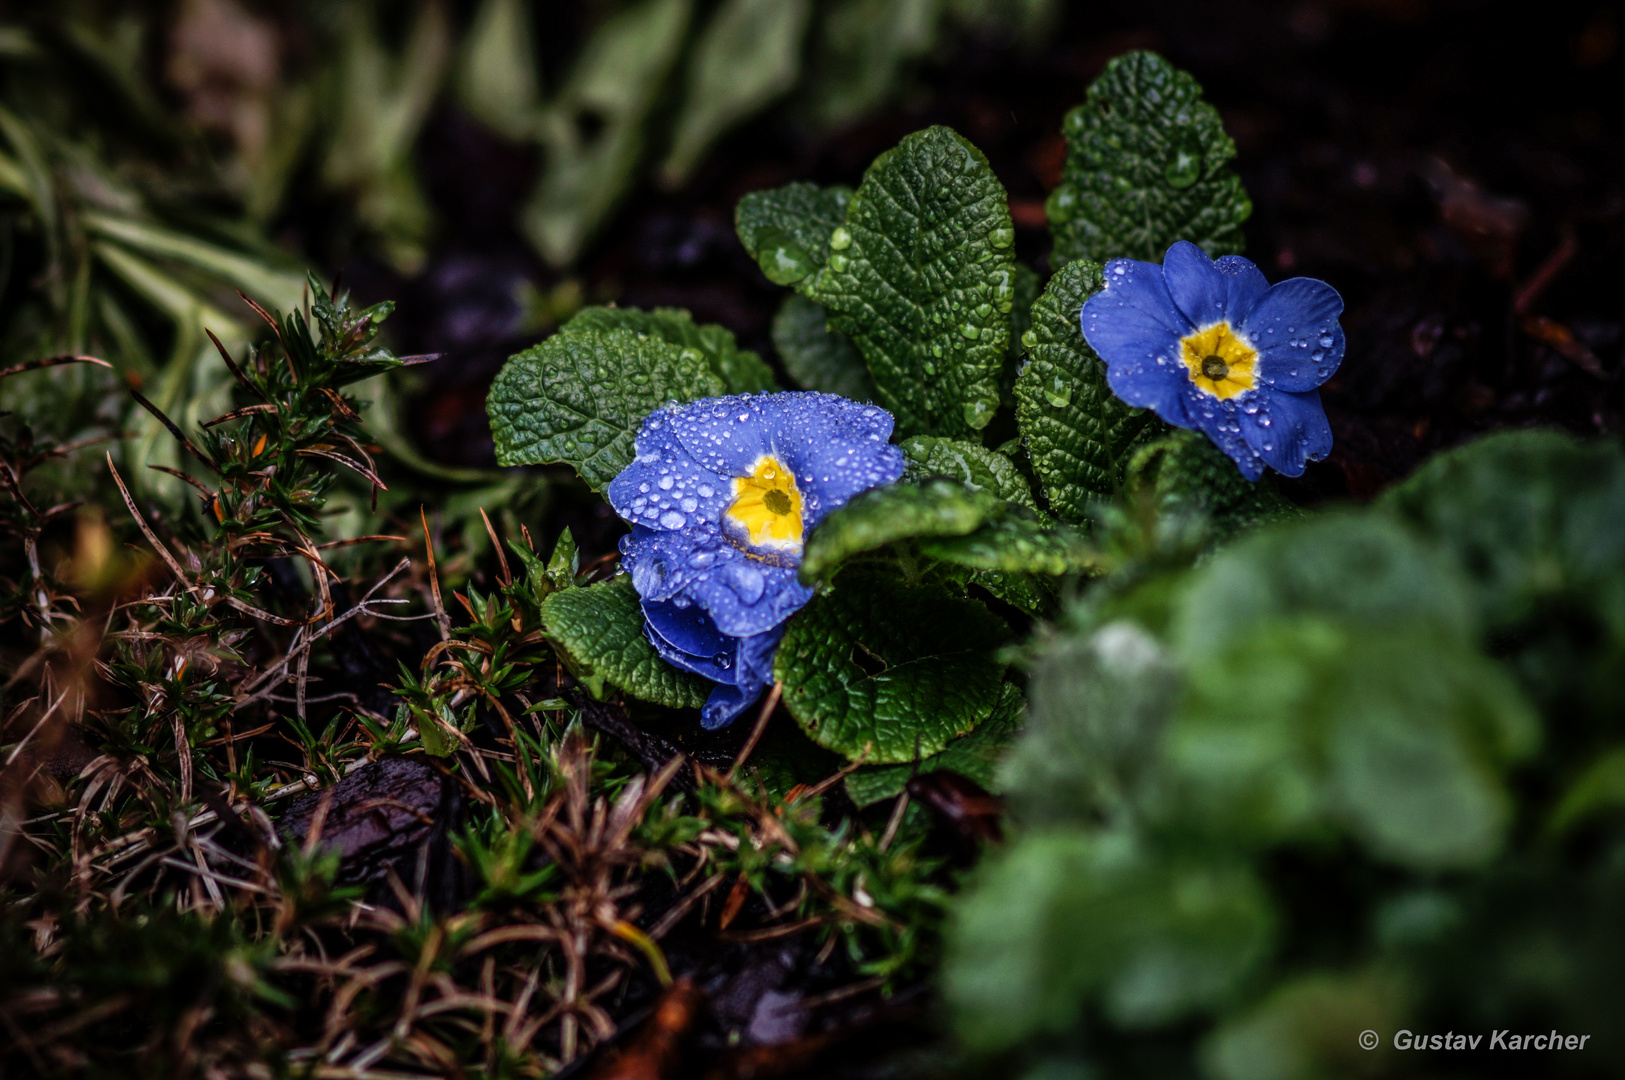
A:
[[901, 435, 1038, 509], [1015, 259, 1157, 521], [770, 293, 877, 400], [540, 576, 709, 709], [920, 510, 1096, 576], [487, 327, 723, 490], [1047, 50, 1251, 265], [799, 478, 1001, 585], [809, 125, 1013, 437], [1126, 429, 1298, 547], [774, 569, 1007, 764], [735, 180, 853, 286], [563, 305, 776, 393], [1000, 262, 1042, 406], [845, 682, 1024, 807], [947, 829, 1275, 1049], [1203, 969, 1409, 1080]]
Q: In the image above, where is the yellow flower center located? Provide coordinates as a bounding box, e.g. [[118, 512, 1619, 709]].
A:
[[1181, 322, 1258, 400], [725, 455, 804, 556]]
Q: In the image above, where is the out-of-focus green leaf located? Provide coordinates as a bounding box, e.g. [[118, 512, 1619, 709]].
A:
[[1000, 620, 1179, 826], [525, 0, 693, 266], [771, 293, 876, 399], [661, 0, 813, 184], [562, 305, 775, 393], [1549, 748, 1625, 837], [1378, 429, 1625, 635], [83, 213, 305, 314], [1169, 618, 1539, 868], [845, 682, 1023, 806], [456, 0, 541, 142], [800, 0, 939, 130], [736, 181, 853, 287], [321, 0, 452, 273], [808, 126, 1013, 437], [540, 577, 709, 708], [1201, 968, 1410, 1080], [1046, 51, 1250, 265], [947, 829, 1275, 1048], [1170, 512, 1479, 659], [774, 569, 1006, 763], [486, 328, 722, 489], [1014, 259, 1156, 522]]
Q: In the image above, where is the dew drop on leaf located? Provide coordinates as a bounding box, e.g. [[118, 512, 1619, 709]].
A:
[[1164, 128, 1204, 189]]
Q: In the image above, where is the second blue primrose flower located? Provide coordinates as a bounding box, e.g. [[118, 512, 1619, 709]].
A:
[[1080, 240, 1346, 480], [608, 391, 904, 730]]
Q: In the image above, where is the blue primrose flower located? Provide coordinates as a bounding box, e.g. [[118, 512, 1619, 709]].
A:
[[1080, 240, 1345, 480], [608, 392, 905, 729]]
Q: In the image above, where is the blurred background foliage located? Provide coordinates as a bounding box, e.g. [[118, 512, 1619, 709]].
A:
[[0, 0, 1055, 519]]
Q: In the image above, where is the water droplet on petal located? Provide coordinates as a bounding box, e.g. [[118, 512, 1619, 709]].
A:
[[659, 511, 686, 529]]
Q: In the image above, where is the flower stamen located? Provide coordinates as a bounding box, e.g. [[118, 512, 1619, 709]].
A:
[[1181, 322, 1257, 400], [725, 455, 804, 560]]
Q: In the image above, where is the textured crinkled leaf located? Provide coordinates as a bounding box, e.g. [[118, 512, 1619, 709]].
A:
[[486, 328, 722, 489], [947, 830, 1275, 1049], [774, 570, 1007, 763], [921, 508, 1096, 575], [563, 305, 776, 393], [1126, 429, 1298, 547], [540, 577, 709, 709], [1046, 50, 1251, 265], [1000, 262, 1042, 405], [735, 181, 853, 286], [845, 682, 1024, 807], [901, 435, 1037, 509], [809, 125, 1013, 437], [770, 293, 877, 400], [1015, 259, 1156, 521], [970, 569, 1057, 615], [799, 478, 1000, 585]]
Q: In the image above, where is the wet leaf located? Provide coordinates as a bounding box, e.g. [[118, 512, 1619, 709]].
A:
[[1014, 258, 1156, 522], [808, 125, 1013, 437], [735, 180, 852, 286], [774, 569, 1006, 763], [901, 435, 1037, 509], [541, 576, 710, 709], [1125, 429, 1298, 547], [1047, 51, 1250, 265], [487, 327, 722, 490], [770, 293, 877, 400], [799, 478, 1000, 585], [845, 682, 1024, 807], [564, 305, 776, 393]]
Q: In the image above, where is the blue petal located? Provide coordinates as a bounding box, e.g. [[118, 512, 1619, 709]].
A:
[[1083, 259, 1194, 417], [1212, 255, 1270, 325], [667, 394, 777, 478], [1238, 277, 1345, 393], [1178, 392, 1265, 481], [1240, 388, 1333, 477], [607, 440, 731, 532], [768, 394, 904, 525], [621, 527, 813, 637], [1162, 242, 1228, 329], [643, 600, 734, 683], [700, 626, 784, 730]]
